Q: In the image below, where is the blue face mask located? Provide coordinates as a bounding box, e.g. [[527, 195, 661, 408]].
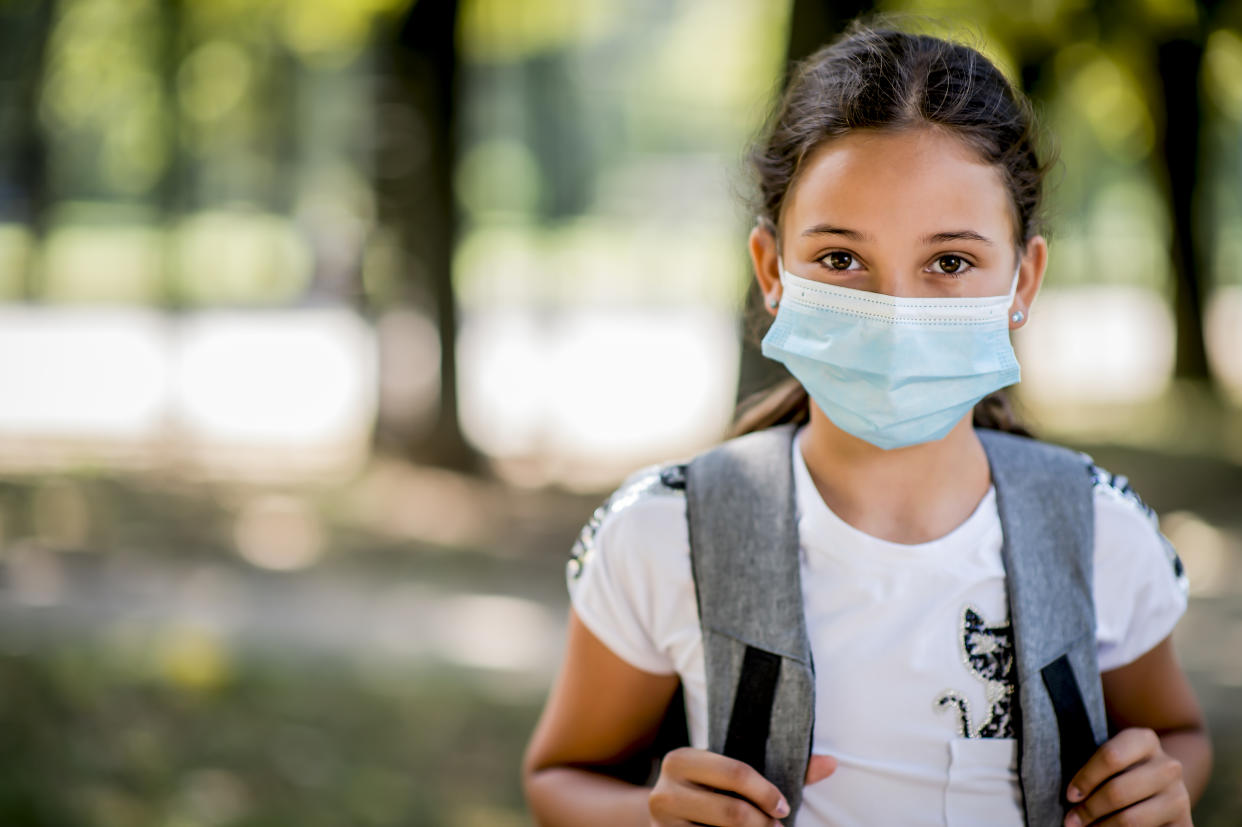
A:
[[761, 259, 1022, 450]]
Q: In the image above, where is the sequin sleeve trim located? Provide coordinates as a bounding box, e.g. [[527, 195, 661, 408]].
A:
[[567, 462, 688, 582], [1085, 459, 1189, 597]]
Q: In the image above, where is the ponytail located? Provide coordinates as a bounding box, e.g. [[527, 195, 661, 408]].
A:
[[970, 388, 1033, 438], [729, 378, 810, 438]]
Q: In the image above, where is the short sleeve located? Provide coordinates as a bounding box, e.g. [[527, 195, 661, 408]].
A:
[[1091, 467, 1190, 672], [565, 467, 689, 676]]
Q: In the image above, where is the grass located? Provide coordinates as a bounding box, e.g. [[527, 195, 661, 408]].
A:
[[0, 641, 541, 827]]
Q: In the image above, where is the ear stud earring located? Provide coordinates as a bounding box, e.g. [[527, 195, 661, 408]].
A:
[[768, 295, 780, 309], [1010, 310, 1025, 323]]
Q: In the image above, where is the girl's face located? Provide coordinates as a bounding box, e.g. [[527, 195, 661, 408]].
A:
[[750, 126, 1046, 324]]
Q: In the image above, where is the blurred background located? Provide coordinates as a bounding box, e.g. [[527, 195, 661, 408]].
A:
[[0, 0, 1239, 824]]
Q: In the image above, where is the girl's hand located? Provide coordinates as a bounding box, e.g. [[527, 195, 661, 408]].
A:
[[647, 747, 837, 826], [1063, 727, 1190, 827]]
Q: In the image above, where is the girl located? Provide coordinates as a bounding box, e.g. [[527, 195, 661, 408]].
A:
[[522, 17, 1211, 827]]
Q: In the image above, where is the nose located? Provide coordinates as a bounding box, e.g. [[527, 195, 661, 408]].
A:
[[869, 267, 910, 298]]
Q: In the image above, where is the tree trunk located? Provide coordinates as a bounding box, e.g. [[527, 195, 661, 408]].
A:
[[1155, 37, 1212, 383], [377, 0, 479, 470], [0, 0, 55, 301]]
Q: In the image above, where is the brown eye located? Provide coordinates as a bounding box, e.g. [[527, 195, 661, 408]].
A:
[[938, 255, 964, 273], [825, 251, 853, 270]]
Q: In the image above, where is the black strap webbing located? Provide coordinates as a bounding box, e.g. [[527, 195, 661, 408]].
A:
[[1041, 653, 1101, 804], [723, 645, 782, 776]]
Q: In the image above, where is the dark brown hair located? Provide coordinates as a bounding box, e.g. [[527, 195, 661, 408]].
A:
[[733, 14, 1054, 439]]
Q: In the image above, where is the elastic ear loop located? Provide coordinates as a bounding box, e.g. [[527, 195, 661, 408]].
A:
[[1007, 258, 1023, 322], [770, 255, 788, 308]]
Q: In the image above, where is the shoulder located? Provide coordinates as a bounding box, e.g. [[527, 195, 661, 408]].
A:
[[1087, 460, 1157, 521], [980, 428, 1187, 593], [563, 461, 694, 677], [1088, 459, 1189, 596], [567, 461, 689, 582], [1086, 458, 1191, 669], [566, 424, 797, 580]]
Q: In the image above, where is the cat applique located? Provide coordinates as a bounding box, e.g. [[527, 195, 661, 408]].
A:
[[935, 605, 1016, 739]]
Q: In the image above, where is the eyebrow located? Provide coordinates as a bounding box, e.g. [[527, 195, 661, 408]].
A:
[[800, 224, 995, 247]]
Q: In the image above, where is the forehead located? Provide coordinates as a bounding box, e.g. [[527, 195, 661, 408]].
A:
[[782, 127, 1014, 241]]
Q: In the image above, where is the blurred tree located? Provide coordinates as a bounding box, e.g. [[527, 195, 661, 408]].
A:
[[0, 0, 55, 300], [1147, 0, 1236, 384], [735, 0, 875, 408], [1068, 0, 1225, 387], [377, 0, 479, 470], [527, 51, 593, 220], [1158, 33, 1211, 382], [157, 0, 185, 308]]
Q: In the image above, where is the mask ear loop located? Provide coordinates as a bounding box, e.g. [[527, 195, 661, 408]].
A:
[[769, 256, 787, 309], [1007, 256, 1024, 323]]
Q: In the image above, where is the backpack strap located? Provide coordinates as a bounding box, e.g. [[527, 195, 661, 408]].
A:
[[684, 422, 812, 825], [682, 424, 1106, 826], [977, 428, 1109, 825]]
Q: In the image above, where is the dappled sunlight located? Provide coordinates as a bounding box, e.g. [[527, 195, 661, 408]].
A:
[[1060, 44, 1155, 161], [0, 305, 377, 480], [232, 493, 324, 571], [428, 591, 564, 672], [31, 478, 93, 550], [376, 307, 441, 432], [0, 305, 168, 440], [43, 223, 164, 302], [1206, 286, 1242, 404], [458, 306, 740, 488], [341, 457, 502, 548], [368, 585, 564, 673], [156, 622, 231, 691], [174, 309, 375, 446], [4, 543, 65, 607], [1161, 511, 1238, 599], [1015, 286, 1175, 403], [173, 210, 312, 304], [174, 768, 252, 827]]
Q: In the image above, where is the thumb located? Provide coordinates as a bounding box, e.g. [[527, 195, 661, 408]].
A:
[[804, 753, 837, 786]]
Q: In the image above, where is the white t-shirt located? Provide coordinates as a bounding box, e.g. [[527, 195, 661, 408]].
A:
[[565, 426, 1189, 827]]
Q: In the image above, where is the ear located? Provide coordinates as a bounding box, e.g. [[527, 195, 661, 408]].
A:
[[748, 221, 782, 317], [1010, 234, 1048, 331]]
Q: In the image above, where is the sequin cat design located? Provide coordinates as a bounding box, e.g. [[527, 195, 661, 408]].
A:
[[935, 605, 1016, 738]]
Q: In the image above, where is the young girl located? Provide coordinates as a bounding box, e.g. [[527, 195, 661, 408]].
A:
[[522, 18, 1211, 827]]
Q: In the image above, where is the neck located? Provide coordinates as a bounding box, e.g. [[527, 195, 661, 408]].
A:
[[798, 402, 992, 544]]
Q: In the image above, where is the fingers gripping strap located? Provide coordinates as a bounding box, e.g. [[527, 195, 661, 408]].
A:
[[1040, 653, 1101, 807], [723, 646, 783, 776]]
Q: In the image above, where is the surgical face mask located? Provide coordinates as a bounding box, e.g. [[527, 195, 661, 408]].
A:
[[761, 258, 1022, 450]]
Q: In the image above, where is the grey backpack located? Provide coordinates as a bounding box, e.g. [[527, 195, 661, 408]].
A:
[[605, 423, 1110, 826]]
